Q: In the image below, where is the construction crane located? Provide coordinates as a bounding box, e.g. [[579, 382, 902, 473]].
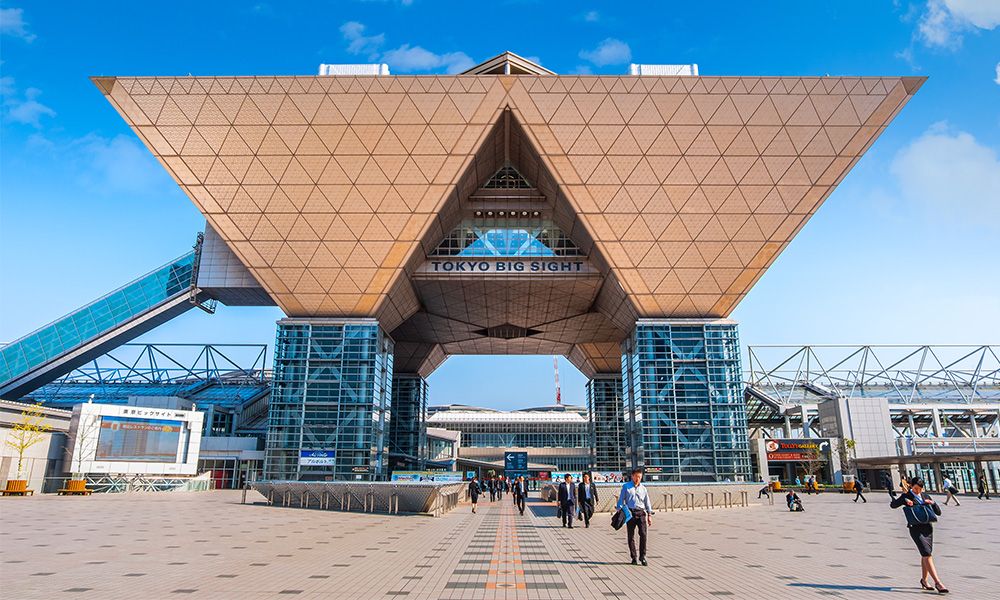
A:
[[553, 356, 561, 406]]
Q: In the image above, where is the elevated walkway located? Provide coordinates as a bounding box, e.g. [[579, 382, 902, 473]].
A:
[[1, 249, 215, 399]]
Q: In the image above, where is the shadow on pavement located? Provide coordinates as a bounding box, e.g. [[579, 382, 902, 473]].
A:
[[788, 582, 910, 593]]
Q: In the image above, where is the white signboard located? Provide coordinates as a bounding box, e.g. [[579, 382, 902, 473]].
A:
[[67, 403, 203, 476]]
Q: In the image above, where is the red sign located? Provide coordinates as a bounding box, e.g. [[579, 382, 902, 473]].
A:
[[765, 439, 831, 462]]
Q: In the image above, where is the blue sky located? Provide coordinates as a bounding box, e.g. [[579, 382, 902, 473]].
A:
[[1, 1, 998, 409]]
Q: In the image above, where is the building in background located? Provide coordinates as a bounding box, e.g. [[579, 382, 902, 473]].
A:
[[8, 344, 268, 489], [427, 404, 590, 473], [745, 345, 1000, 491], [0, 51, 927, 483]]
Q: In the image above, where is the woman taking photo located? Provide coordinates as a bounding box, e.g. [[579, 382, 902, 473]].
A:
[[890, 477, 948, 593]]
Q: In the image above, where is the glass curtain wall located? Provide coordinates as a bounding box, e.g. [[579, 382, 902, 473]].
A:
[[588, 375, 626, 472], [264, 320, 393, 481], [622, 320, 751, 482], [389, 374, 428, 470]]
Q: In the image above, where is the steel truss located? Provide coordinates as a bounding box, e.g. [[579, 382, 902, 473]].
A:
[[46, 343, 269, 385], [744, 345, 1000, 440]]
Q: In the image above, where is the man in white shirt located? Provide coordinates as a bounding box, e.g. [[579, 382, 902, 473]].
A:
[[617, 468, 653, 565], [942, 476, 961, 506]]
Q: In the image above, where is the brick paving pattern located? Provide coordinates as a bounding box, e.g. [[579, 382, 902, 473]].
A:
[[1, 489, 997, 599]]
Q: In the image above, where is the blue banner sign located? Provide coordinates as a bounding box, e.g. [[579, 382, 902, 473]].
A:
[[299, 450, 336, 466], [504, 451, 528, 475]]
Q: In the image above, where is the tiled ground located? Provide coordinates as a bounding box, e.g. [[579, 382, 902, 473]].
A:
[[1, 489, 997, 599]]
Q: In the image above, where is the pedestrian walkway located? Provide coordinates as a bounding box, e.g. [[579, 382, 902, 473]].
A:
[[1, 490, 997, 599]]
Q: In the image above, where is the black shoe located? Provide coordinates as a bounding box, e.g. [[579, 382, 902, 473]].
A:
[[568, 525, 574, 529], [640, 558, 648, 566], [631, 558, 638, 565]]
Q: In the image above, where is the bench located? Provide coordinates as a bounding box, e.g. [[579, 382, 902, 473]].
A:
[[58, 479, 93, 496], [1, 480, 34, 496]]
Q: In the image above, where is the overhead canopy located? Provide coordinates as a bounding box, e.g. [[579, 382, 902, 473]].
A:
[[94, 67, 923, 377]]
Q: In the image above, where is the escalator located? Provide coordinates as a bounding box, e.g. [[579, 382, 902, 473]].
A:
[[0, 246, 215, 399]]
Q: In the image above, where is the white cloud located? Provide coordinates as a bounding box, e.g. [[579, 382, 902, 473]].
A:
[[917, 0, 1000, 48], [995, 62, 1000, 85], [381, 44, 474, 74], [0, 75, 15, 97], [78, 134, 169, 193], [340, 21, 384, 59], [337, 22, 472, 73], [579, 38, 631, 66], [0, 7, 35, 42], [944, 0, 1000, 29], [3, 83, 56, 127], [890, 123, 1000, 229], [583, 10, 599, 22]]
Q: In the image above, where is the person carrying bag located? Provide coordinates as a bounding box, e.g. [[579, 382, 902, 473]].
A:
[[890, 477, 948, 594]]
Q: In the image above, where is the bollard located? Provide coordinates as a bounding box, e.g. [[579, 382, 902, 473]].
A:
[[268, 489, 274, 505], [741, 491, 749, 507], [668, 493, 674, 511], [705, 492, 713, 509]]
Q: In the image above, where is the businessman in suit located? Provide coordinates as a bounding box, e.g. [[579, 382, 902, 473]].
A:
[[577, 472, 599, 528], [558, 474, 577, 528], [513, 476, 527, 515]]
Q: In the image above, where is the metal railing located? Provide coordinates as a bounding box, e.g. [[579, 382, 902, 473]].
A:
[[538, 481, 757, 511], [41, 472, 213, 494]]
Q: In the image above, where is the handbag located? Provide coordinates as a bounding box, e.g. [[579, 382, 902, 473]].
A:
[[903, 496, 938, 525], [610, 508, 626, 530]]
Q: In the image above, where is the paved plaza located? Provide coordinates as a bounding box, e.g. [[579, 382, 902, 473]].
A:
[[1, 490, 997, 599]]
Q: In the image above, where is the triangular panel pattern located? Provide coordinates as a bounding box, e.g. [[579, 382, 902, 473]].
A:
[[97, 73, 923, 372]]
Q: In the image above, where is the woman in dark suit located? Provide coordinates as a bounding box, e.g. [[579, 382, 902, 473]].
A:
[[890, 477, 947, 593], [468, 477, 481, 513]]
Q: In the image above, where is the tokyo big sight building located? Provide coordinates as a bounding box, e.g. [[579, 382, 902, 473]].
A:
[[0, 53, 923, 482]]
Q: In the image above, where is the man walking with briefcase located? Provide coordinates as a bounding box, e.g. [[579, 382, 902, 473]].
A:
[[616, 468, 653, 565], [557, 474, 577, 528], [577, 472, 598, 528]]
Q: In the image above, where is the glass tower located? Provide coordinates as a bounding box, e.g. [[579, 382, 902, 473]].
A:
[[263, 320, 393, 481], [621, 320, 750, 482], [389, 374, 428, 470], [587, 375, 626, 472]]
